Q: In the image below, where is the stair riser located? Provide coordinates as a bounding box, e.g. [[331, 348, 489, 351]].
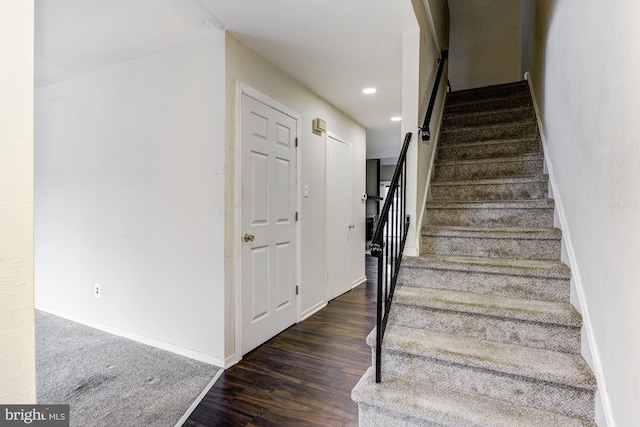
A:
[[379, 350, 595, 420], [389, 305, 580, 353], [441, 122, 539, 145], [357, 404, 442, 427], [438, 139, 540, 160], [435, 158, 543, 181], [425, 206, 554, 228], [398, 267, 570, 303], [430, 180, 548, 201], [422, 235, 561, 261], [443, 108, 535, 129]]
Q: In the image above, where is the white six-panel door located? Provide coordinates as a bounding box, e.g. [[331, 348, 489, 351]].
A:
[[240, 93, 298, 355]]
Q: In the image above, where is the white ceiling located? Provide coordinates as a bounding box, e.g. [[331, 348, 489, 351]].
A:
[[35, 0, 419, 153]]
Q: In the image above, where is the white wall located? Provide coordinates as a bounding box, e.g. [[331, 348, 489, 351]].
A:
[[404, 0, 449, 257], [0, 0, 35, 403], [524, 1, 640, 425], [424, 0, 450, 49], [366, 127, 403, 160], [224, 33, 366, 360], [520, 0, 535, 80], [402, 29, 423, 257], [35, 31, 227, 365], [448, 0, 521, 90]]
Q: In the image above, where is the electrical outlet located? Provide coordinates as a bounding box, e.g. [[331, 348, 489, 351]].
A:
[[95, 283, 101, 298]]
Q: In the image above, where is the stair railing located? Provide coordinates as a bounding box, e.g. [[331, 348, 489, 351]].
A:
[[371, 132, 411, 383], [420, 50, 449, 141], [371, 49, 448, 383]]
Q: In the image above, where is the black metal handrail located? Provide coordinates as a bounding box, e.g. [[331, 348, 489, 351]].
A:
[[371, 50, 449, 383], [370, 132, 412, 383], [420, 50, 449, 141]]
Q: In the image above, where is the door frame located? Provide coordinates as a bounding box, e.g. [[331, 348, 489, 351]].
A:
[[234, 81, 302, 362]]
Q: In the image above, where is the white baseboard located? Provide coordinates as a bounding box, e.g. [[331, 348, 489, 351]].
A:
[[351, 276, 367, 289], [525, 72, 615, 427], [223, 354, 241, 369], [404, 248, 419, 257], [35, 304, 225, 367], [300, 300, 327, 322]]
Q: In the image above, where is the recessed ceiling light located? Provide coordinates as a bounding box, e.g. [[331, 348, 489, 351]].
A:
[[362, 88, 377, 94], [391, 116, 402, 122]]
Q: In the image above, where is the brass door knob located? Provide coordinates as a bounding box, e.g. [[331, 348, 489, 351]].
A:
[[348, 224, 355, 229], [243, 233, 255, 242]]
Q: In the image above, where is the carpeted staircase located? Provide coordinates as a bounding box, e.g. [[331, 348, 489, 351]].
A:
[[352, 81, 597, 426]]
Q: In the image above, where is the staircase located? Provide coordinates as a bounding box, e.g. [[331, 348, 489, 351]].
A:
[[352, 81, 597, 426]]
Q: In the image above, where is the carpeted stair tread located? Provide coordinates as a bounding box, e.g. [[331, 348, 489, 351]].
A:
[[444, 93, 534, 115], [447, 81, 530, 103], [447, 93, 531, 107], [401, 254, 571, 279], [422, 226, 562, 260], [443, 106, 536, 130], [398, 254, 571, 303], [426, 198, 554, 210], [435, 153, 543, 167], [441, 118, 538, 135], [437, 137, 540, 159], [393, 286, 581, 327], [390, 286, 581, 353], [444, 104, 534, 121], [423, 226, 562, 241], [352, 367, 596, 427], [434, 154, 544, 181], [369, 326, 596, 391], [440, 121, 539, 145], [431, 174, 547, 186], [437, 136, 539, 150], [425, 199, 556, 227], [429, 175, 549, 203]]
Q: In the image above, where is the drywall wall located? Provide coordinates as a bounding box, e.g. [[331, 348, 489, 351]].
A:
[[0, 0, 35, 403], [401, 29, 422, 258], [448, 0, 521, 90], [404, 0, 448, 257], [35, 31, 227, 364], [366, 127, 403, 160], [224, 33, 366, 359], [524, 1, 640, 425], [424, 0, 450, 49], [520, 0, 535, 81]]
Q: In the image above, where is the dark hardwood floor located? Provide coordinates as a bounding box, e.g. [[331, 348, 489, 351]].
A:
[[184, 256, 377, 427]]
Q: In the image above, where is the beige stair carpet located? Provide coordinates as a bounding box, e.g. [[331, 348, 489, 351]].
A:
[[352, 80, 597, 426]]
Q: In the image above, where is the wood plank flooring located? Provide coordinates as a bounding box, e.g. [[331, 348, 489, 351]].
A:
[[184, 256, 377, 426]]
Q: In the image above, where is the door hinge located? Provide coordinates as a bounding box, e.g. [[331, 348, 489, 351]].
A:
[[295, 137, 298, 147], [296, 285, 299, 295], [295, 211, 299, 221]]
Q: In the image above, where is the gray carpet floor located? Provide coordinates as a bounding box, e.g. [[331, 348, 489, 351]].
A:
[[36, 310, 221, 427]]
